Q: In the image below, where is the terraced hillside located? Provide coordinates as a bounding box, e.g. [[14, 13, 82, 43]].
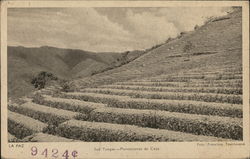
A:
[[8, 65, 242, 142], [7, 9, 243, 142], [72, 8, 242, 89]]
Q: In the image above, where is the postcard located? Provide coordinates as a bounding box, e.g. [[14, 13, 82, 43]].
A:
[[1, 0, 249, 158]]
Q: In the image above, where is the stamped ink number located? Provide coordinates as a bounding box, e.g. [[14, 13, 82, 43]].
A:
[[31, 146, 38, 156], [30, 147, 78, 159], [52, 149, 59, 158], [41, 148, 48, 158]]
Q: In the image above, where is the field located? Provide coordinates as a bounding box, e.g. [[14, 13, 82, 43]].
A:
[[7, 9, 243, 142], [8, 66, 243, 142]]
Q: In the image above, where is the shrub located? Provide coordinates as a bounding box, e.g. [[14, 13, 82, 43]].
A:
[[31, 71, 58, 89], [60, 80, 75, 92], [194, 25, 199, 30], [9, 102, 84, 126], [56, 120, 229, 142], [34, 95, 106, 114], [88, 107, 242, 140], [204, 16, 215, 24], [32, 93, 45, 103], [8, 111, 48, 139], [180, 31, 187, 36], [101, 84, 242, 95], [183, 41, 194, 53], [82, 88, 243, 104], [165, 37, 173, 43], [8, 120, 34, 139], [62, 92, 242, 118]]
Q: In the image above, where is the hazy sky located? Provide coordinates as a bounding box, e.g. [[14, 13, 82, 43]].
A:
[[8, 7, 230, 52]]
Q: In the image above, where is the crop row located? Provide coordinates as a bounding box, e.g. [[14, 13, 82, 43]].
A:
[[8, 111, 48, 139], [62, 92, 242, 118], [87, 107, 242, 140], [115, 81, 242, 88], [131, 78, 242, 83], [151, 74, 242, 80], [8, 102, 86, 125], [81, 88, 242, 104], [34, 95, 107, 114], [100, 85, 242, 94], [146, 75, 242, 82], [57, 120, 231, 142], [173, 72, 242, 76], [190, 79, 242, 84]]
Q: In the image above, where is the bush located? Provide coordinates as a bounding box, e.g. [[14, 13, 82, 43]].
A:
[[32, 93, 45, 104], [204, 16, 215, 24], [8, 120, 34, 139], [31, 71, 58, 89], [8, 111, 48, 139], [82, 88, 243, 104], [194, 25, 199, 30], [9, 102, 82, 126], [183, 41, 194, 53], [180, 31, 187, 36], [60, 80, 75, 92], [62, 92, 242, 118], [56, 120, 229, 141], [165, 37, 173, 43], [34, 95, 106, 114], [146, 43, 163, 52], [88, 107, 242, 140]]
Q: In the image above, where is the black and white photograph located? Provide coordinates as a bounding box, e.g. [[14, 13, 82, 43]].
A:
[[6, 6, 244, 142], [1, 1, 249, 158]]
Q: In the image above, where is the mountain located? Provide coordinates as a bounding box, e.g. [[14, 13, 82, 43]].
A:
[[73, 8, 242, 88], [7, 8, 244, 143], [7, 46, 145, 98], [8, 8, 242, 99]]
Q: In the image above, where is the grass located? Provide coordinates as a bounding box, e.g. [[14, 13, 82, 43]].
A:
[[101, 85, 242, 94], [81, 88, 243, 104], [63, 92, 242, 118], [88, 107, 242, 140], [8, 111, 48, 139], [57, 120, 231, 142], [33, 95, 107, 114]]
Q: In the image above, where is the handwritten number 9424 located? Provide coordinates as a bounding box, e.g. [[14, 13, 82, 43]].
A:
[[31, 146, 78, 159]]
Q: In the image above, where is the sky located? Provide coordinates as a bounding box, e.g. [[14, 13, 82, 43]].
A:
[[8, 7, 230, 52]]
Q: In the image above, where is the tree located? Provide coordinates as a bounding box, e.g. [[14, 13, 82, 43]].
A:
[[31, 71, 58, 89]]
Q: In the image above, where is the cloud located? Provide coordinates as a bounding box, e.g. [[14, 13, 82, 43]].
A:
[[8, 7, 230, 52], [8, 8, 133, 52], [124, 9, 179, 48], [156, 7, 229, 31]]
